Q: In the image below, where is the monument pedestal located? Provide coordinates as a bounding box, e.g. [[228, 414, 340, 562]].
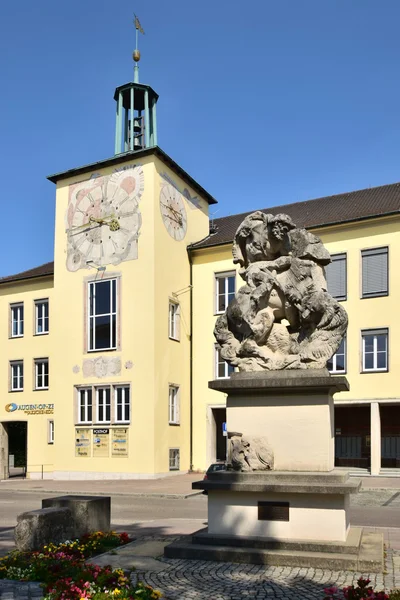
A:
[[165, 370, 383, 571]]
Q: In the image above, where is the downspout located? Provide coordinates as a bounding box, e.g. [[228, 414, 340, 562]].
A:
[[188, 248, 194, 471]]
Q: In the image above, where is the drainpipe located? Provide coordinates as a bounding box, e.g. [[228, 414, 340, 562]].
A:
[[188, 248, 194, 471]]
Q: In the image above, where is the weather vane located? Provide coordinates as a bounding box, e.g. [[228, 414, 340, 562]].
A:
[[133, 14, 145, 82]]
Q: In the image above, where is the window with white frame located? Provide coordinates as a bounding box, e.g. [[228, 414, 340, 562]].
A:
[[361, 247, 388, 298], [76, 385, 131, 425], [115, 386, 130, 423], [215, 272, 235, 314], [325, 253, 347, 301], [35, 359, 49, 390], [97, 387, 111, 423], [88, 279, 117, 351], [169, 448, 180, 471], [10, 361, 23, 391], [169, 301, 180, 340], [327, 337, 346, 373], [362, 329, 388, 372], [78, 388, 93, 423], [215, 346, 234, 379], [35, 299, 49, 334], [11, 303, 24, 337], [169, 385, 180, 425], [48, 420, 54, 444]]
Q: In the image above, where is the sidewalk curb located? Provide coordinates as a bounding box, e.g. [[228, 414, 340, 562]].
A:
[[0, 485, 202, 499]]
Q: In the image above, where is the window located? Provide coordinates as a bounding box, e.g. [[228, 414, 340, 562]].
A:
[[215, 346, 234, 379], [362, 247, 388, 298], [169, 301, 180, 341], [78, 388, 93, 423], [169, 448, 180, 471], [35, 299, 49, 334], [88, 279, 117, 351], [115, 386, 130, 423], [362, 329, 388, 372], [97, 387, 111, 423], [325, 253, 347, 301], [48, 420, 54, 444], [76, 384, 131, 425], [327, 337, 346, 373], [35, 359, 49, 390], [215, 272, 235, 313], [11, 303, 24, 337], [169, 385, 180, 425], [10, 361, 23, 391]]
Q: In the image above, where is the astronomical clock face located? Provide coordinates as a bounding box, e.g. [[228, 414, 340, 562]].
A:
[[65, 165, 144, 271], [159, 184, 187, 241]]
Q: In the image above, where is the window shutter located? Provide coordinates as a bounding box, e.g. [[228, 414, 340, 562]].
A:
[[362, 247, 388, 297], [325, 254, 346, 300]]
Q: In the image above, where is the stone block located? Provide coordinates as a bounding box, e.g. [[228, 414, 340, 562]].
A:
[[14, 507, 74, 551], [42, 495, 110, 537]]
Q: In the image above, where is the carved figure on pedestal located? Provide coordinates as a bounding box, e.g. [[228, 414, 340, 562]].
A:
[[214, 211, 348, 371], [229, 433, 274, 472]]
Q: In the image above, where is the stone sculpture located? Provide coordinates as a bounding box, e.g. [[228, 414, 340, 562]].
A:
[[230, 433, 274, 471], [214, 211, 348, 371]]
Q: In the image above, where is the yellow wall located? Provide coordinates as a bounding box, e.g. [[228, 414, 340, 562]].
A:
[[0, 277, 55, 477], [191, 215, 400, 470]]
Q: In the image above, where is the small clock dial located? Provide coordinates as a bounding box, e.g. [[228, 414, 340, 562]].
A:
[[66, 165, 144, 271], [159, 184, 187, 241]]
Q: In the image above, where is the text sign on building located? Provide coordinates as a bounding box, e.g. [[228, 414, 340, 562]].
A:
[[5, 403, 54, 415], [93, 429, 110, 458], [112, 428, 129, 457], [75, 428, 91, 457]]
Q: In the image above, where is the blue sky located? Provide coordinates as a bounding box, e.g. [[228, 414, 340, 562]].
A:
[[1, 0, 400, 276]]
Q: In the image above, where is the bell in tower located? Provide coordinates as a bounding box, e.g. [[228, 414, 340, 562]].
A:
[[114, 15, 158, 155]]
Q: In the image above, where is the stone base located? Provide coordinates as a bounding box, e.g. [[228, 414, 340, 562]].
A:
[[210, 369, 349, 472], [42, 495, 110, 536], [196, 470, 360, 542], [165, 527, 383, 572]]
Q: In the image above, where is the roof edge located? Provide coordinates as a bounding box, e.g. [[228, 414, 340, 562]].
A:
[[47, 146, 217, 205], [188, 211, 400, 252]]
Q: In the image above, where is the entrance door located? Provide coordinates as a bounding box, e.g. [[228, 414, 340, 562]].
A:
[[334, 406, 371, 469], [211, 407, 227, 462], [381, 405, 400, 468], [7, 422, 27, 478]]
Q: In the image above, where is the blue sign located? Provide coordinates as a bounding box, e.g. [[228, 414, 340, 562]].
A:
[[222, 422, 227, 436]]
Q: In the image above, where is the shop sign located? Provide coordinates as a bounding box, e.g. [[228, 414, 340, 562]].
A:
[[93, 428, 110, 457], [5, 403, 54, 415], [75, 428, 91, 457], [112, 428, 129, 457]]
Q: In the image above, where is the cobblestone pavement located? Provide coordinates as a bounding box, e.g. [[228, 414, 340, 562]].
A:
[[131, 546, 400, 600], [1, 541, 399, 599], [0, 580, 43, 599]]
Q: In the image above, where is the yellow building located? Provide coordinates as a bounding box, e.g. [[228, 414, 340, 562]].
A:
[[0, 54, 399, 480]]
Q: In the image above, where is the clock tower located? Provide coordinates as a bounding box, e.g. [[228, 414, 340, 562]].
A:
[[47, 15, 216, 481]]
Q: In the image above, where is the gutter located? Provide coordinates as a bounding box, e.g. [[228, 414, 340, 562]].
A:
[[188, 247, 194, 472]]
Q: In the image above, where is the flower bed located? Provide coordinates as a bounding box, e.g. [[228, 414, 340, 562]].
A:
[[0, 531, 162, 599], [324, 578, 400, 599]]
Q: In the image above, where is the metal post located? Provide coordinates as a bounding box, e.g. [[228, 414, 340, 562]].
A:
[[114, 97, 120, 155], [130, 86, 134, 151], [41, 464, 44, 480], [115, 92, 123, 154], [124, 107, 129, 152], [152, 98, 157, 146], [144, 89, 150, 148]]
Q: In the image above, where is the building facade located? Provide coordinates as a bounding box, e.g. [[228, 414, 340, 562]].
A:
[[0, 64, 399, 480]]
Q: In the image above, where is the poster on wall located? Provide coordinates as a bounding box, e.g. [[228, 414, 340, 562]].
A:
[[93, 429, 110, 458], [75, 428, 91, 457], [112, 428, 129, 457]]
